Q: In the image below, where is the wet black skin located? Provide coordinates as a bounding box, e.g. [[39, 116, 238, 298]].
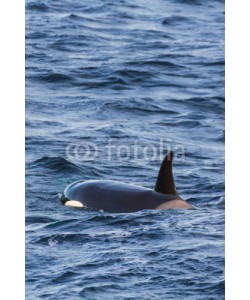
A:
[[62, 179, 181, 213], [61, 151, 192, 213]]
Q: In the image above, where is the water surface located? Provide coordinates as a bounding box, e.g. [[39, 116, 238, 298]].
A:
[[26, 0, 225, 298]]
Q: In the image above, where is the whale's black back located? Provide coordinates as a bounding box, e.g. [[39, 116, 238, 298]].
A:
[[62, 179, 175, 213]]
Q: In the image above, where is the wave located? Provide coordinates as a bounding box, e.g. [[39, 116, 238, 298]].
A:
[[125, 59, 184, 69], [114, 69, 155, 82], [25, 215, 56, 225], [171, 96, 224, 115], [162, 15, 190, 26], [173, 0, 202, 5], [101, 99, 179, 116], [26, 2, 49, 12], [64, 13, 91, 22], [33, 73, 74, 84], [27, 156, 83, 174]]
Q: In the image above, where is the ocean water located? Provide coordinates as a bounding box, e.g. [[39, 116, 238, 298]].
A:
[[26, 0, 225, 299]]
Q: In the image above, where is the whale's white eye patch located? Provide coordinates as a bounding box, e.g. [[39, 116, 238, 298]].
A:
[[65, 200, 84, 208]]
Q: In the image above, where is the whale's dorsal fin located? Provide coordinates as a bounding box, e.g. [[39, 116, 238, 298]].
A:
[[154, 151, 178, 195]]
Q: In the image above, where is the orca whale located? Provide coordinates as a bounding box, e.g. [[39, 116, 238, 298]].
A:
[[60, 151, 192, 213]]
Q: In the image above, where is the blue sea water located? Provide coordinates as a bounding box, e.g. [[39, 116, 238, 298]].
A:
[[26, 0, 225, 299]]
